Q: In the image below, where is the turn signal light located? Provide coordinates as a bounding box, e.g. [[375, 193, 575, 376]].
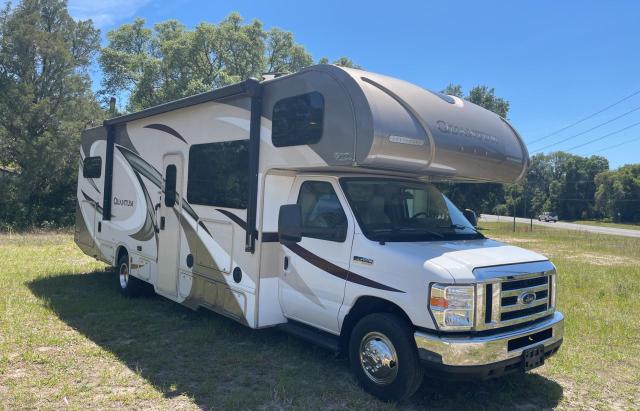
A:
[[429, 296, 449, 308]]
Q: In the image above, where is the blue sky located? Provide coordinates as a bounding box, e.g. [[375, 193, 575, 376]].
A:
[[68, 0, 640, 169]]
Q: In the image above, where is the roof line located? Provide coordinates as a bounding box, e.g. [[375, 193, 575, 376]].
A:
[[103, 78, 260, 127]]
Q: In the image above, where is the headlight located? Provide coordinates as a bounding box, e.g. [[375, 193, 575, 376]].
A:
[[429, 284, 475, 330]]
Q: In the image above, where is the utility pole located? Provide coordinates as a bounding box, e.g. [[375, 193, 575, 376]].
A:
[[513, 199, 516, 232], [523, 185, 527, 231]]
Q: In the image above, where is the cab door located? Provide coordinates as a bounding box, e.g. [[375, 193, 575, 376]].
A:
[[279, 177, 354, 334], [156, 153, 183, 296]]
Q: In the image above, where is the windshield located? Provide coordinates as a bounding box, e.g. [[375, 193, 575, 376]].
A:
[[340, 178, 483, 242]]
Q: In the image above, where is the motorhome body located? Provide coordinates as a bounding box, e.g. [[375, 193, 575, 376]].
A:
[[75, 64, 563, 400]]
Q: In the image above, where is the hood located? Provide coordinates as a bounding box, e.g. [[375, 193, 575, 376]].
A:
[[381, 238, 547, 283]]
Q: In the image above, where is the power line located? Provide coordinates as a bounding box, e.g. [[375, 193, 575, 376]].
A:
[[531, 104, 640, 152], [585, 135, 640, 156], [528, 88, 640, 145], [560, 120, 640, 152]]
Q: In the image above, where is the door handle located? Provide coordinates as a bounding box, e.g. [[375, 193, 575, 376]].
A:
[[160, 216, 165, 230], [284, 256, 289, 270]]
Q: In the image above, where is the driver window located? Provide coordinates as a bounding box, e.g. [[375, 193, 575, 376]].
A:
[[297, 181, 347, 242]]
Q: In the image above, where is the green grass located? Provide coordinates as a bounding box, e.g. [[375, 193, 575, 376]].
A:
[[1, 227, 639, 409], [566, 219, 640, 231]]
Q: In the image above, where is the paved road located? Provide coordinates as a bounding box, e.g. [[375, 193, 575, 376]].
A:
[[479, 214, 640, 238]]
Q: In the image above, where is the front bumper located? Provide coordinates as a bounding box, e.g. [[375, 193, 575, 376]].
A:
[[414, 311, 564, 379]]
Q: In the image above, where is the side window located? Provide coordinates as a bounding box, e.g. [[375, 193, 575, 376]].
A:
[[164, 165, 177, 207], [272, 92, 324, 147], [297, 181, 347, 242], [82, 156, 101, 178], [187, 140, 249, 209]]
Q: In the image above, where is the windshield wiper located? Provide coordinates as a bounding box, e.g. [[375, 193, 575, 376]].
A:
[[370, 227, 445, 239], [395, 227, 445, 239], [441, 223, 478, 233]]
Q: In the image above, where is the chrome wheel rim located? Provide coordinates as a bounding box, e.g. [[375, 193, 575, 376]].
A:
[[119, 262, 129, 289], [359, 331, 399, 385]]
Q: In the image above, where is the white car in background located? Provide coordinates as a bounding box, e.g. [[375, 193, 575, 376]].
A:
[[538, 212, 559, 222]]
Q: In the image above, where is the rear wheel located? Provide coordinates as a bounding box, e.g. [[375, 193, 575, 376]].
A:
[[349, 313, 423, 401], [117, 254, 146, 298]]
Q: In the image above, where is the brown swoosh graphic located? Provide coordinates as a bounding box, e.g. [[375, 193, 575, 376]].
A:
[[284, 243, 404, 293], [144, 123, 187, 144], [214, 210, 404, 293], [215, 209, 247, 230]]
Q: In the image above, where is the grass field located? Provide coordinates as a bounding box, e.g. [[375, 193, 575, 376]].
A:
[[1, 225, 639, 410], [567, 219, 640, 231]]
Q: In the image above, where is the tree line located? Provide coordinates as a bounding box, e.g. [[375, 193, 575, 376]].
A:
[[442, 152, 640, 223], [0, 0, 638, 229]]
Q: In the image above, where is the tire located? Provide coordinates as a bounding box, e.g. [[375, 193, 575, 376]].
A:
[[349, 313, 424, 401], [117, 254, 146, 298]]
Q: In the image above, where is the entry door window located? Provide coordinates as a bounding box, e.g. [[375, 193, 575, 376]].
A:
[[297, 181, 347, 242], [164, 164, 177, 207]]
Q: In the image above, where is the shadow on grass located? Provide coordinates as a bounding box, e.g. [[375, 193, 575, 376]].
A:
[[29, 270, 563, 410]]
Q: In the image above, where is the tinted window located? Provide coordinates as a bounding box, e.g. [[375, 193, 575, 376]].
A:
[[164, 164, 177, 207], [272, 92, 324, 147], [297, 181, 347, 242], [187, 140, 249, 209], [82, 156, 101, 178]]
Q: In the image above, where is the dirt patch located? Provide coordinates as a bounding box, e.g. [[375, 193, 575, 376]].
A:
[[566, 252, 639, 266], [493, 237, 538, 244]]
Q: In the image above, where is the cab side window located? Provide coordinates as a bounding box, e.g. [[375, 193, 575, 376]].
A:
[[297, 181, 347, 242]]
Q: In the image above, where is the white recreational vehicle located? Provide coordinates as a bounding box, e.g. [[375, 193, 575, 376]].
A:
[[75, 65, 563, 401]]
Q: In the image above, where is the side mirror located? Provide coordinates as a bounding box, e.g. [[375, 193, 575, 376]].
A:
[[463, 209, 478, 227], [278, 204, 302, 243]]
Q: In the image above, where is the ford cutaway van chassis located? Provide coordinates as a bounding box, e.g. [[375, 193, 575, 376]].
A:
[[75, 65, 563, 401]]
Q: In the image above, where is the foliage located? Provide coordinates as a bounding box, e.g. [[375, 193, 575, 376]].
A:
[[477, 153, 612, 220], [319, 56, 361, 69], [0, 2, 636, 228], [442, 83, 510, 118], [99, 13, 315, 111], [521, 152, 609, 220], [0, 0, 102, 229], [594, 164, 640, 222]]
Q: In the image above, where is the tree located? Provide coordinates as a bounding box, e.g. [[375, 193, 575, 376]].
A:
[[442, 84, 509, 118], [318, 56, 361, 69], [0, 0, 102, 228], [99, 13, 315, 111], [595, 164, 640, 222], [508, 152, 609, 220]]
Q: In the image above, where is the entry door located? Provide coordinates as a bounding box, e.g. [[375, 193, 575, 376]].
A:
[[76, 199, 96, 248], [157, 154, 183, 296], [279, 178, 354, 334]]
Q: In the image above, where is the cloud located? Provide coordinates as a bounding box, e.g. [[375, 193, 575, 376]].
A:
[[68, 0, 152, 28]]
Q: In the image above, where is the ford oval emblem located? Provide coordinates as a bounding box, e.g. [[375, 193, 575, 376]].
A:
[[519, 291, 537, 305]]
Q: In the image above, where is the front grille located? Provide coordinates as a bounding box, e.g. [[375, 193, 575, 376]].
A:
[[501, 275, 548, 290], [501, 303, 548, 321], [476, 269, 555, 330]]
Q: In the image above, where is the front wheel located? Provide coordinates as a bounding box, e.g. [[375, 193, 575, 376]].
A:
[[349, 313, 423, 401]]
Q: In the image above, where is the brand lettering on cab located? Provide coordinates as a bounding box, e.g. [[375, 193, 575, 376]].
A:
[[113, 197, 134, 207]]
